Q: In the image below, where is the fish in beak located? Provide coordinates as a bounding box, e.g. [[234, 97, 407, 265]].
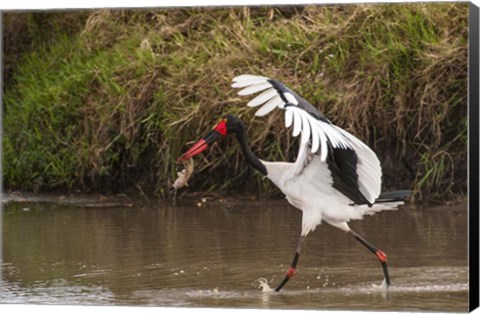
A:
[[178, 118, 227, 161]]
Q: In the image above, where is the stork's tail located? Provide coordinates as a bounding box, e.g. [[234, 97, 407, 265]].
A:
[[376, 190, 412, 203], [361, 190, 412, 214]]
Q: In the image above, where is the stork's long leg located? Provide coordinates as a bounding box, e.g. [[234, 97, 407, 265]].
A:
[[274, 235, 306, 292], [349, 230, 391, 286]]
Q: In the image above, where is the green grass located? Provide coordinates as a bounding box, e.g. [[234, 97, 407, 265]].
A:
[[3, 3, 468, 201]]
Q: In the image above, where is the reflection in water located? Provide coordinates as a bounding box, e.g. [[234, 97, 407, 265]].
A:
[[1, 197, 468, 311]]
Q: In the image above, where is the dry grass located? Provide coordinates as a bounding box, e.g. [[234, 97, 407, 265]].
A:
[[3, 3, 468, 201]]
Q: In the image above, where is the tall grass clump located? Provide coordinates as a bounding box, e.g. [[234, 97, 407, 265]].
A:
[[2, 12, 89, 88], [3, 3, 468, 201]]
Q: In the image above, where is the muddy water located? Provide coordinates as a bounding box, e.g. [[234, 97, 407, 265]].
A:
[[0, 194, 468, 311]]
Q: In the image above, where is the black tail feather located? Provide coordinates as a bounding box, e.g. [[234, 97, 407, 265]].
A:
[[375, 190, 412, 203]]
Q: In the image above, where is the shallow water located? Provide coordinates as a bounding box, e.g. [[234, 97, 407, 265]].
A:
[[0, 194, 468, 311]]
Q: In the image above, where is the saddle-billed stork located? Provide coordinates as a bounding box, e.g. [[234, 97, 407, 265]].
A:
[[179, 74, 409, 292]]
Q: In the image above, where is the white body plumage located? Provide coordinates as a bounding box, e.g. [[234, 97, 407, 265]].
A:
[[232, 74, 403, 236]]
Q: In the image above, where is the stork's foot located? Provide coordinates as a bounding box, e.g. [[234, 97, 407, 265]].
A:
[[274, 267, 298, 292], [381, 278, 390, 289], [274, 236, 305, 292], [274, 266, 298, 292], [374, 250, 391, 287], [350, 230, 392, 288], [372, 279, 390, 292], [380, 260, 391, 287]]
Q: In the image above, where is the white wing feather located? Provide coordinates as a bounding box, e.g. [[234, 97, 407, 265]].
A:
[[300, 112, 311, 145], [237, 82, 272, 96], [233, 74, 269, 82], [255, 95, 284, 117], [310, 120, 321, 156], [232, 74, 382, 203], [231, 78, 268, 88], [292, 108, 302, 137], [284, 92, 299, 105], [285, 109, 293, 128], [247, 88, 277, 107]]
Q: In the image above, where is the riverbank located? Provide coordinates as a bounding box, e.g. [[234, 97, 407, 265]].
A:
[[1, 190, 467, 210], [3, 3, 468, 202]]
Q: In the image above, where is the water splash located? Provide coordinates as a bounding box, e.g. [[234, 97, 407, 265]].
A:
[[370, 279, 389, 298], [371, 278, 388, 291], [258, 278, 274, 293]]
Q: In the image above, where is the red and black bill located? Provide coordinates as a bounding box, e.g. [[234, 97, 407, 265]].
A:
[[178, 120, 227, 161]]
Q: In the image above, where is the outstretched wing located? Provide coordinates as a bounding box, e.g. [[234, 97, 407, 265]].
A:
[[232, 74, 324, 118], [232, 74, 382, 205], [232, 74, 354, 161]]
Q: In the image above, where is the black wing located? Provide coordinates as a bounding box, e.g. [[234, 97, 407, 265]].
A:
[[232, 74, 382, 204], [326, 145, 372, 206]]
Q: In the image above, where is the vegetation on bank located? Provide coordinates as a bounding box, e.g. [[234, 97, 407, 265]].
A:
[[3, 4, 468, 201]]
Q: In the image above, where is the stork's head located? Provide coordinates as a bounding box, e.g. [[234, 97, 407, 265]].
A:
[[178, 114, 243, 161]]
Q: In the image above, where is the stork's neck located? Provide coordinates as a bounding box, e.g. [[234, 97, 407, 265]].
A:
[[235, 130, 268, 176]]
